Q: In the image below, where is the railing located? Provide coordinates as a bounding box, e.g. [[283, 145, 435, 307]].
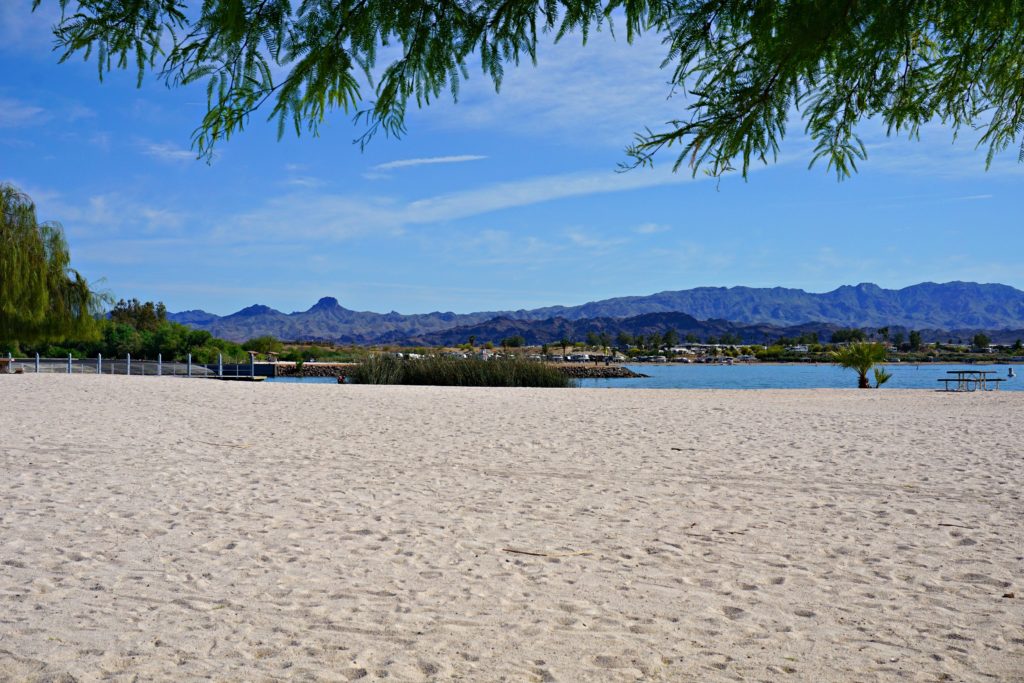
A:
[[2, 353, 267, 378]]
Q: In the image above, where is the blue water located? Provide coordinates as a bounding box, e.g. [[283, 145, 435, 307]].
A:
[[267, 363, 1021, 390], [578, 363, 1023, 390]]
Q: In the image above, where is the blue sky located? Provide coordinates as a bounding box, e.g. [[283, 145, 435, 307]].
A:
[[3, 1, 1022, 316]]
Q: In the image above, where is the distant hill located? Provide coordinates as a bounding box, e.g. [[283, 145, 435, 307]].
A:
[[398, 312, 843, 347], [168, 282, 1024, 344]]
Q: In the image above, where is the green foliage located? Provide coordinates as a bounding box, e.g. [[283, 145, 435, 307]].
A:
[[109, 298, 167, 332], [245, 335, 283, 354], [1, 183, 104, 345], [40, 2, 1024, 174], [972, 332, 991, 349], [831, 342, 888, 389], [501, 335, 526, 348], [873, 367, 893, 388], [350, 354, 573, 388], [831, 328, 867, 344], [909, 330, 923, 351]]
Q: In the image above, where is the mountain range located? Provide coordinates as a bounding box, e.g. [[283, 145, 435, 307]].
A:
[[168, 282, 1024, 345]]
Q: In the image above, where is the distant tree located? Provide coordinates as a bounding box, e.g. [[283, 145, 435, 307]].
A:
[[1, 183, 103, 346], [648, 332, 663, 350], [467, 335, 476, 349], [559, 337, 571, 357], [909, 330, 923, 351], [501, 335, 525, 348], [1014, 339, 1023, 352], [877, 327, 890, 342], [245, 335, 283, 354], [541, 343, 549, 356], [109, 298, 167, 332], [598, 332, 612, 351], [684, 333, 699, 344], [972, 333, 991, 350], [892, 331, 905, 349], [720, 332, 742, 345], [664, 328, 679, 348], [831, 328, 867, 344], [585, 331, 600, 348], [615, 331, 632, 349], [832, 342, 888, 389]]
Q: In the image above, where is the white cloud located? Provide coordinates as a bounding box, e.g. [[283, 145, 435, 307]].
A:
[[283, 176, 326, 189], [0, 97, 46, 127], [0, 0, 58, 53], [372, 155, 488, 171], [426, 27, 679, 148], [142, 141, 196, 162], [403, 165, 692, 224], [633, 222, 670, 234], [221, 165, 698, 243]]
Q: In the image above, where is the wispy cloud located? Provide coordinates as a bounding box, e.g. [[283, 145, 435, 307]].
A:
[[404, 165, 692, 224], [372, 155, 488, 171], [222, 165, 699, 243], [0, 0, 58, 52], [565, 228, 629, 250], [633, 222, 671, 234], [0, 97, 46, 127], [142, 141, 196, 162], [429, 28, 678, 148], [283, 176, 326, 189]]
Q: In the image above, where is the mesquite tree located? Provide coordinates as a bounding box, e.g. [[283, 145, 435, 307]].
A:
[[38, 1, 1024, 176]]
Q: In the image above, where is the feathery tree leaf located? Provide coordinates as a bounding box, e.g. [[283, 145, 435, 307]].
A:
[[37, 1, 1024, 177]]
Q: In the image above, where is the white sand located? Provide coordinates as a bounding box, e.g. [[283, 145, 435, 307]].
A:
[[0, 375, 1021, 682]]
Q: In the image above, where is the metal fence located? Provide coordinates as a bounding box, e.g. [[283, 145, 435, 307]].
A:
[[3, 353, 264, 378]]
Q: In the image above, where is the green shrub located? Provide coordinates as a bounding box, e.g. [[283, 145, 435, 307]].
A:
[[349, 355, 573, 388]]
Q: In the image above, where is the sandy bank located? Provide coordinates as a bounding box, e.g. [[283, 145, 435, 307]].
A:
[[1, 376, 1021, 681]]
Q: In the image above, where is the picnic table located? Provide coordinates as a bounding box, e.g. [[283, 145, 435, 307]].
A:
[[938, 369, 1005, 392]]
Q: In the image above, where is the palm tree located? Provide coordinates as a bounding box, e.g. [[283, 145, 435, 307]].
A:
[[831, 342, 888, 388]]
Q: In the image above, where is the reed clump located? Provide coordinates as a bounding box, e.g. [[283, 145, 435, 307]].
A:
[[350, 355, 574, 388]]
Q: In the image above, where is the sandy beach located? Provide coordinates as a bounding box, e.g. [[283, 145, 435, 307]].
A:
[[0, 376, 1021, 681]]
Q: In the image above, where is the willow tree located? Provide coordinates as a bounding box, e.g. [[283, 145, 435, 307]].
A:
[[0, 183, 101, 347], [38, 1, 1024, 177]]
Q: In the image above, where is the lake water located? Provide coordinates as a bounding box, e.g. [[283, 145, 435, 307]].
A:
[[267, 363, 1022, 390], [579, 363, 1022, 390]]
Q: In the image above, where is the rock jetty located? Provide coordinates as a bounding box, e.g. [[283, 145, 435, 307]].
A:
[[554, 364, 648, 379]]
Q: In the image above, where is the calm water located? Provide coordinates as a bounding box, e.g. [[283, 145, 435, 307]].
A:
[[266, 363, 1021, 390], [579, 363, 1023, 390]]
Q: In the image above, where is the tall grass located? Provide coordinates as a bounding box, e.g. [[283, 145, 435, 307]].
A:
[[350, 355, 574, 388]]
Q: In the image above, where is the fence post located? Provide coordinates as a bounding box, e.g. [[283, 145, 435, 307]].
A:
[[250, 354, 255, 378], [97, 353, 102, 374], [126, 353, 131, 376], [157, 353, 162, 376], [34, 353, 39, 373], [7, 352, 12, 374], [187, 353, 192, 377], [218, 353, 223, 378], [68, 353, 72, 374]]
